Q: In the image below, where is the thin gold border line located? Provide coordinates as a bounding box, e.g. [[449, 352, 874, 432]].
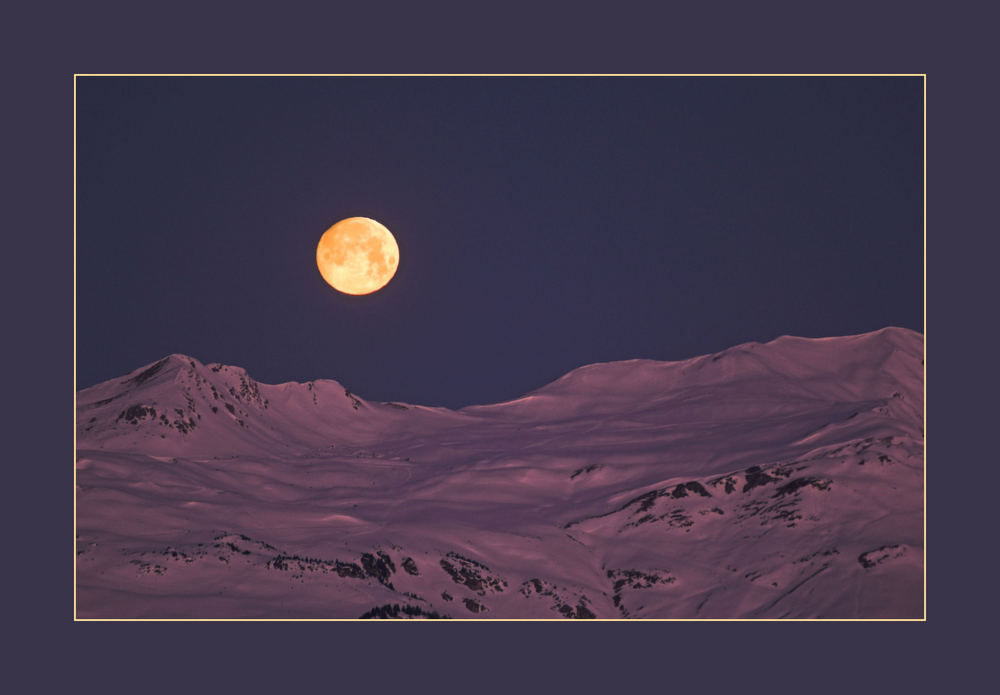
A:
[[73, 73, 78, 621], [73, 618, 925, 622], [922, 74, 928, 621], [73, 73, 927, 622], [73, 73, 926, 78]]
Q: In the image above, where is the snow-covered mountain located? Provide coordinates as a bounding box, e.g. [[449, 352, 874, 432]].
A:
[[75, 327, 923, 619]]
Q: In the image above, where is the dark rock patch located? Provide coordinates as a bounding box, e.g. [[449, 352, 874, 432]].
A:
[[671, 481, 711, 498], [520, 578, 594, 618], [117, 405, 157, 425], [858, 545, 906, 569], [627, 489, 663, 514], [360, 551, 396, 588], [360, 603, 447, 619], [795, 548, 840, 564], [440, 553, 507, 595], [709, 475, 738, 494], [606, 568, 676, 617], [344, 389, 362, 410], [126, 358, 168, 387], [743, 466, 778, 493], [570, 464, 599, 479], [773, 477, 832, 497], [463, 598, 486, 613]]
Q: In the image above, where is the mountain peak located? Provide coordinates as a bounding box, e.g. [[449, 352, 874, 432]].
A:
[[119, 353, 198, 387], [460, 327, 922, 421]]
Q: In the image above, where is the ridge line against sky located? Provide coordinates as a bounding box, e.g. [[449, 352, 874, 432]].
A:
[[79, 325, 921, 411]]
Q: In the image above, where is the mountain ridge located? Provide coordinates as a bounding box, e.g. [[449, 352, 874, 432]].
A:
[[78, 326, 922, 449], [81, 325, 920, 405], [76, 327, 924, 618]]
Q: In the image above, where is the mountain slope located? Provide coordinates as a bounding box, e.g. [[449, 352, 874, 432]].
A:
[[76, 327, 923, 618]]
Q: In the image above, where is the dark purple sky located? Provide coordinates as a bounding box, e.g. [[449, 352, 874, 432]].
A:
[[77, 76, 922, 408]]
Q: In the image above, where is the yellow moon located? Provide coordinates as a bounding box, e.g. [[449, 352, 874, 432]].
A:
[[316, 217, 399, 295]]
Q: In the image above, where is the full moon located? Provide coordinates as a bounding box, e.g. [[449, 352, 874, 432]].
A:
[[316, 217, 399, 295]]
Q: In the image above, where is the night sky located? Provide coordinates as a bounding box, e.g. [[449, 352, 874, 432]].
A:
[[76, 76, 923, 408]]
